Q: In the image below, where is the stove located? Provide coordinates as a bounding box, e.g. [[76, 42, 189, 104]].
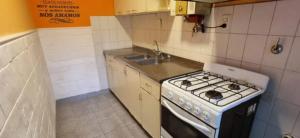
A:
[[161, 63, 269, 138], [167, 71, 260, 107]]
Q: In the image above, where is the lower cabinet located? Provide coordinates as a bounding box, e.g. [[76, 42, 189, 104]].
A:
[[141, 88, 161, 138], [126, 66, 142, 122], [106, 56, 161, 138]]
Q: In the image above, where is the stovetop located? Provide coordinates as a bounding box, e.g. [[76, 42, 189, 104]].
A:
[[168, 71, 260, 107]]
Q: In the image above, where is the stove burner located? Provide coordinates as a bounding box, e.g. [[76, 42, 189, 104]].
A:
[[205, 90, 223, 100], [202, 76, 209, 80], [228, 83, 241, 90], [182, 80, 192, 86]]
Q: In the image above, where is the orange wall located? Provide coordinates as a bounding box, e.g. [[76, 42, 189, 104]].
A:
[[28, 0, 115, 28], [0, 0, 35, 36]]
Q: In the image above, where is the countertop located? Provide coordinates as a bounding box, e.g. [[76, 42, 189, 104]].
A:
[[103, 46, 204, 83]]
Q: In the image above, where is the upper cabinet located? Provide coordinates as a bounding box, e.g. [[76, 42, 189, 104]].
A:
[[146, 0, 169, 12], [115, 0, 169, 15]]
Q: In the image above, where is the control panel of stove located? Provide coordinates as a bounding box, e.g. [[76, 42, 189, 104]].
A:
[[162, 88, 221, 128]]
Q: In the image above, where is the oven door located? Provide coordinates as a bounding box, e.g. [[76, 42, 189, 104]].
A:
[[161, 98, 216, 138]]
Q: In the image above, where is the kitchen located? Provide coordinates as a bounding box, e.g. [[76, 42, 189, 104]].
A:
[[0, 0, 300, 138]]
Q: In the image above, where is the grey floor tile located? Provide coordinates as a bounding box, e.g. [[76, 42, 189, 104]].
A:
[[104, 126, 134, 138], [56, 90, 149, 138]]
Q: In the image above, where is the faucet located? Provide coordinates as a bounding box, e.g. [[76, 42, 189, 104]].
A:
[[153, 40, 161, 56]]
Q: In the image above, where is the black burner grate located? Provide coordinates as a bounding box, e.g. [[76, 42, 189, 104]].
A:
[[168, 71, 259, 107]]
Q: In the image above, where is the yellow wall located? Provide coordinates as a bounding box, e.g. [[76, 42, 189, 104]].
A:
[[0, 0, 35, 36]]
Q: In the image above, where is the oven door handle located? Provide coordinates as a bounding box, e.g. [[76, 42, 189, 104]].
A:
[[162, 100, 211, 133]]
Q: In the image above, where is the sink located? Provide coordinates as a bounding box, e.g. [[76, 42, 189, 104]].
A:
[[124, 54, 171, 65], [136, 58, 164, 65], [124, 54, 151, 62]]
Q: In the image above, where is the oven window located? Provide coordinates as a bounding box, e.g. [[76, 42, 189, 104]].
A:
[[162, 105, 209, 138]]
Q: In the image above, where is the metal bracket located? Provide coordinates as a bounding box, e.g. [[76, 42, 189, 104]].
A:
[[271, 38, 284, 54]]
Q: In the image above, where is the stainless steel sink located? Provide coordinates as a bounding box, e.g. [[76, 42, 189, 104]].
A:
[[124, 54, 171, 65], [124, 54, 151, 62], [136, 58, 164, 65]]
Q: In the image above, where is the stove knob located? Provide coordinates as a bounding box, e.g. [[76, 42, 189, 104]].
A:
[[185, 102, 193, 110], [178, 98, 185, 106], [202, 111, 210, 122], [194, 107, 202, 115]]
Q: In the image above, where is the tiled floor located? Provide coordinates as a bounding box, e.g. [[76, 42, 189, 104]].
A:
[[56, 90, 149, 138]]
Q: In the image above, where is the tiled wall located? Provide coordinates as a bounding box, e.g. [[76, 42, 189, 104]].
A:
[[90, 16, 132, 89], [38, 27, 101, 99], [0, 31, 55, 137], [131, 0, 300, 137]]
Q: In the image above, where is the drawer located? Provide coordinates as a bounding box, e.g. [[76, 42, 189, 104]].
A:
[[140, 74, 160, 100]]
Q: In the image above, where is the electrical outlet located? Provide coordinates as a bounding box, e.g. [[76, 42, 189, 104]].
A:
[[222, 14, 231, 27]]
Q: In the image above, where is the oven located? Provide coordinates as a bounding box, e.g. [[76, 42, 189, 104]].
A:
[[161, 97, 217, 138]]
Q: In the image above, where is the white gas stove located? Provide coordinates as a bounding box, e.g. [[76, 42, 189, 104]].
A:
[[161, 63, 269, 138]]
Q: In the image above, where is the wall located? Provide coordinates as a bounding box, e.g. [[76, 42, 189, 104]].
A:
[[38, 27, 101, 99], [90, 16, 132, 89], [131, 0, 300, 138], [0, 31, 55, 137], [0, 0, 35, 36]]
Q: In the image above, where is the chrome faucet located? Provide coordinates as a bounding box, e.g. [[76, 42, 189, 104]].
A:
[[153, 40, 161, 56]]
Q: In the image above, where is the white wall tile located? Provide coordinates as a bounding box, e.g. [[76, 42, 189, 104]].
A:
[[39, 27, 101, 99], [264, 124, 285, 138], [250, 118, 267, 138], [224, 58, 241, 67], [256, 99, 274, 121], [297, 25, 300, 36], [287, 37, 300, 72], [241, 61, 260, 72], [269, 99, 300, 132], [293, 116, 300, 137], [260, 66, 283, 102], [0, 37, 27, 69], [270, 0, 300, 36], [278, 71, 300, 106], [0, 31, 55, 137], [231, 4, 252, 34], [211, 33, 229, 58], [248, 2, 276, 35], [0, 109, 5, 130], [262, 36, 293, 69], [0, 63, 24, 116], [226, 34, 246, 60], [214, 6, 234, 33], [243, 35, 267, 64]]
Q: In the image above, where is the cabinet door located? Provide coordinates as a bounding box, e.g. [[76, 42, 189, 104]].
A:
[[106, 59, 113, 91], [130, 0, 147, 13], [147, 0, 169, 12], [126, 66, 141, 122], [115, 0, 126, 15], [110, 60, 125, 103], [141, 89, 161, 138], [117, 63, 128, 104]]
